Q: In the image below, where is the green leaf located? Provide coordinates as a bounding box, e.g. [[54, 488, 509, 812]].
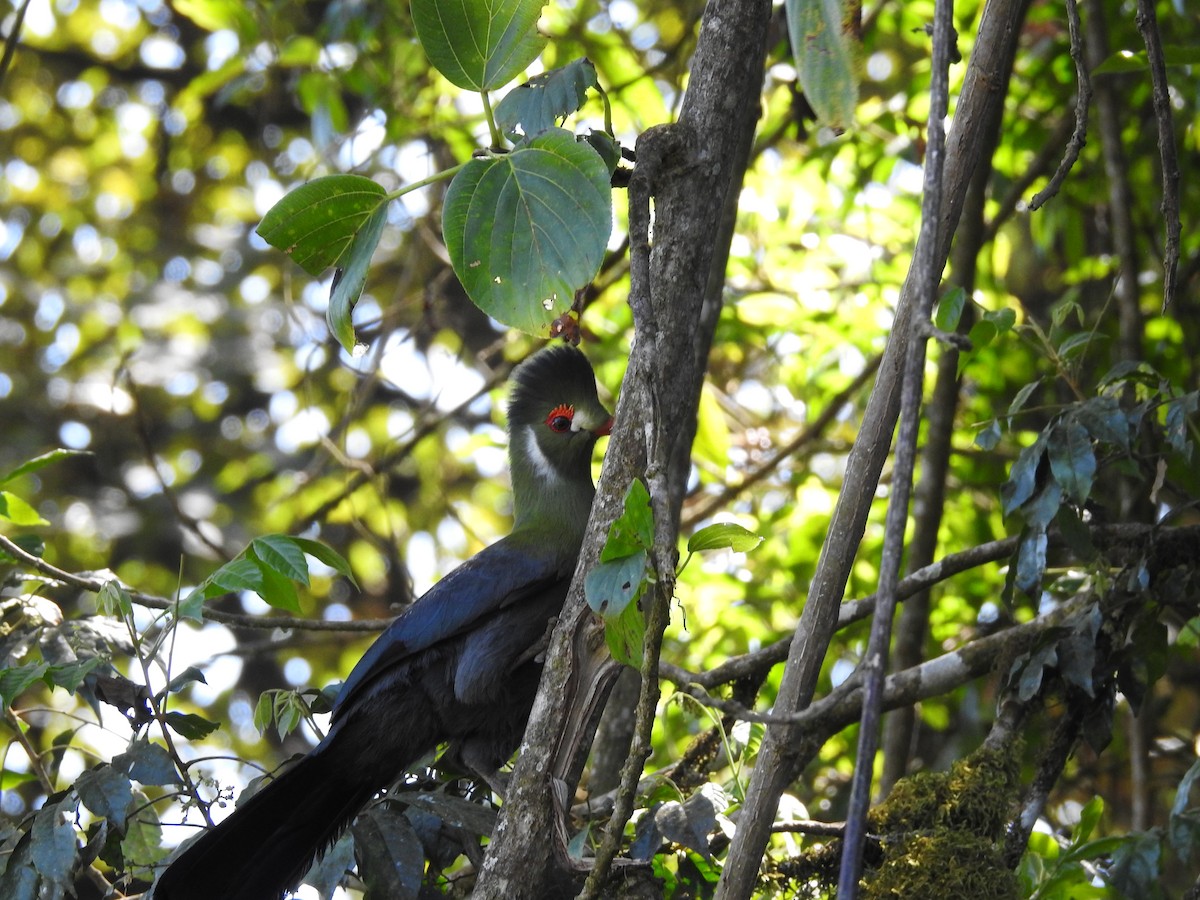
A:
[[115, 741, 179, 787], [76, 765, 134, 830], [604, 595, 645, 668], [1047, 421, 1096, 505], [1074, 396, 1131, 451], [975, 419, 1001, 451], [290, 537, 358, 585], [0, 491, 48, 526], [0, 449, 90, 484], [601, 479, 655, 562], [934, 286, 967, 332], [251, 535, 311, 584], [173, 0, 257, 39], [443, 128, 611, 335], [584, 551, 647, 618], [162, 711, 221, 740], [98, 581, 133, 618], [1074, 796, 1104, 846], [1007, 379, 1041, 418], [256, 175, 387, 277], [1001, 432, 1046, 516], [30, 799, 77, 893], [495, 58, 600, 139], [1023, 480, 1062, 530], [0, 662, 49, 709], [163, 666, 208, 696], [411, 0, 547, 92], [257, 561, 302, 613], [1057, 330, 1106, 361], [45, 658, 104, 694], [786, 0, 859, 130], [327, 201, 387, 352], [1166, 391, 1197, 462], [687, 523, 763, 554], [1014, 528, 1047, 595]]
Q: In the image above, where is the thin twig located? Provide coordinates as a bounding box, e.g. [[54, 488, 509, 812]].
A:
[[1029, 0, 1090, 210], [1134, 0, 1181, 311]]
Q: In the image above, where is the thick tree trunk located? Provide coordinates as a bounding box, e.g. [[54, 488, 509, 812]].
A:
[[472, 2, 773, 897]]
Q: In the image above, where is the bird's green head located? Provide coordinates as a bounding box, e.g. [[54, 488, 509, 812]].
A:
[[507, 345, 611, 532]]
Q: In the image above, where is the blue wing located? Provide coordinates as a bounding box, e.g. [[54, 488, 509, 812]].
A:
[[330, 536, 570, 721]]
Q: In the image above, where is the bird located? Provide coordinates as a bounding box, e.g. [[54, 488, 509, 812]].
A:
[[153, 345, 612, 900]]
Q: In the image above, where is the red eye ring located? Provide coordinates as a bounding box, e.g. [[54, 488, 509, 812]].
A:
[[546, 404, 574, 433]]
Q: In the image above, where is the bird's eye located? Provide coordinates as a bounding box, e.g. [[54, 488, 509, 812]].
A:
[[546, 404, 574, 433]]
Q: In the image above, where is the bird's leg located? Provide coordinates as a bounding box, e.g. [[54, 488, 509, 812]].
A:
[[513, 615, 558, 667]]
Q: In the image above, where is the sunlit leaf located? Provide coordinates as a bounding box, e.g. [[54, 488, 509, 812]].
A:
[[0, 449, 90, 484], [411, 0, 546, 92], [257, 175, 388, 277], [688, 523, 763, 554], [327, 202, 387, 352], [0, 491, 48, 526], [787, 0, 859, 130], [443, 128, 611, 334]]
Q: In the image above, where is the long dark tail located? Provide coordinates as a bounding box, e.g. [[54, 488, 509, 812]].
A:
[[154, 712, 432, 900]]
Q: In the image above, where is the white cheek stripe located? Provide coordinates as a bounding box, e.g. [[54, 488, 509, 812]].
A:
[[523, 428, 559, 482]]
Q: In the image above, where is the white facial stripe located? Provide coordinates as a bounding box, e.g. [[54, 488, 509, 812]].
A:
[[522, 427, 559, 482]]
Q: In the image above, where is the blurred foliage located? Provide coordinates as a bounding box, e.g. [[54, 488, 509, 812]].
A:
[[1, 0, 1199, 896]]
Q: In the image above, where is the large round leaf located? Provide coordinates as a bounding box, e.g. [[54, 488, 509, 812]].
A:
[[443, 128, 611, 335], [411, 0, 546, 92]]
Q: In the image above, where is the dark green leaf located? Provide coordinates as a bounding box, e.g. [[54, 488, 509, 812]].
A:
[[1169, 759, 1200, 863], [162, 711, 221, 740], [1024, 480, 1062, 530], [208, 556, 267, 595], [1054, 504, 1096, 561], [0, 449, 90, 485], [934, 286, 967, 332], [786, 0, 859, 130], [1007, 379, 1041, 418], [495, 58, 599, 139], [327, 200, 387, 352], [1074, 396, 1131, 451], [256, 561, 301, 613], [31, 799, 77, 892], [1015, 528, 1048, 595], [975, 419, 1001, 451], [251, 535, 311, 584], [1047, 421, 1096, 505], [1107, 831, 1161, 897], [290, 537, 358, 585], [443, 128, 611, 335], [115, 741, 179, 787], [256, 175, 387, 276], [411, 0, 546, 92], [0, 662, 49, 709], [1058, 604, 1101, 697], [45, 658, 104, 694], [687, 523, 763, 554], [585, 551, 647, 618], [1001, 433, 1046, 516], [352, 804, 424, 900], [76, 765, 134, 830], [1057, 330, 1106, 361], [1165, 391, 1197, 461], [163, 666, 208, 695], [1014, 641, 1056, 701], [584, 130, 621, 174]]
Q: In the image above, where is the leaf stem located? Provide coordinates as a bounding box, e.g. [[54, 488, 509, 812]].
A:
[[480, 90, 505, 149], [385, 162, 465, 202]]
